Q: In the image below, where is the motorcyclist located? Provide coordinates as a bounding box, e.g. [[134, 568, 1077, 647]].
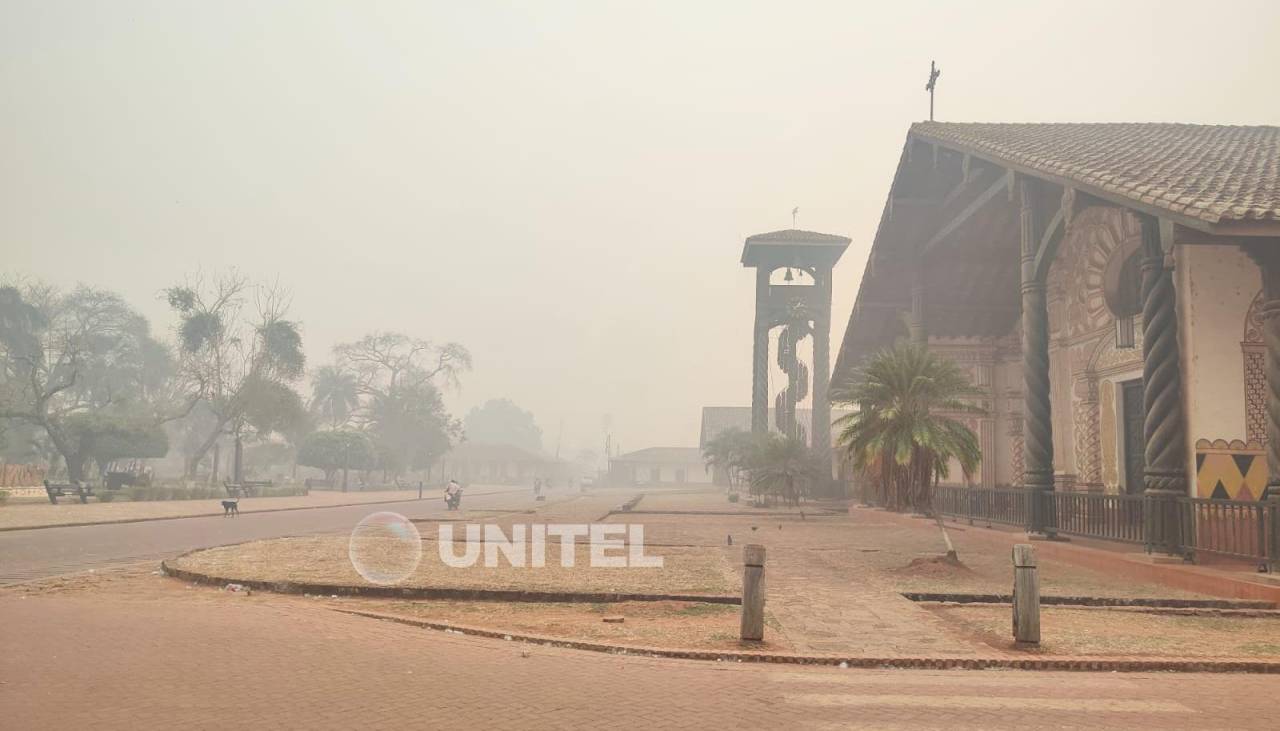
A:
[[444, 479, 462, 510]]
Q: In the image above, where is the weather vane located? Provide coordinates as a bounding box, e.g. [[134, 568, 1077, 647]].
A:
[[925, 60, 941, 121], [791, 206, 799, 228]]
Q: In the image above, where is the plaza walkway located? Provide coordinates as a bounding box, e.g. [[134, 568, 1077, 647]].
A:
[[2, 588, 1274, 730]]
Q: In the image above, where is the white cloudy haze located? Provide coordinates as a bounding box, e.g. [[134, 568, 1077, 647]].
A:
[[4, 1, 1279, 457]]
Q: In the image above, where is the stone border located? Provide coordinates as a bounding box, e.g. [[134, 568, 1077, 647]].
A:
[[902, 592, 1276, 609], [0, 488, 522, 533], [160, 553, 741, 606], [338, 608, 1280, 674]]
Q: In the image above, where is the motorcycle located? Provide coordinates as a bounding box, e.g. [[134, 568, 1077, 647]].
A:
[[445, 489, 462, 511]]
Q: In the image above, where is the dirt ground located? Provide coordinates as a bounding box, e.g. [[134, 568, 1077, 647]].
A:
[[930, 604, 1280, 657]]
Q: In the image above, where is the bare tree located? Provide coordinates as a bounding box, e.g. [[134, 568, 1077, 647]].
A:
[[165, 272, 305, 480]]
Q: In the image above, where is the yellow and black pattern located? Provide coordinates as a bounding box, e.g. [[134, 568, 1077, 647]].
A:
[[1194, 439, 1268, 500]]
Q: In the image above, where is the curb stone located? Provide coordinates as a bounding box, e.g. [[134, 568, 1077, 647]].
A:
[[336, 608, 1280, 674], [160, 556, 741, 605], [0, 489, 523, 533]]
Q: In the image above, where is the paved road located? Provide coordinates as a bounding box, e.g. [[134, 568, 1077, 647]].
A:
[[0, 487, 543, 584], [3, 591, 1276, 730]]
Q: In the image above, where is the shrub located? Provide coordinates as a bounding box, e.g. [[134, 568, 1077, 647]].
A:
[[0, 490, 9, 505], [97, 491, 117, 503], [727, 493, 739, 503]]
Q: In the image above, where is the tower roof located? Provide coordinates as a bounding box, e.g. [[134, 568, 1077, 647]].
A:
[[741, 229, 851, 267]]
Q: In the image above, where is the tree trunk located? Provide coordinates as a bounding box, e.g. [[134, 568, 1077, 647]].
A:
[[186, 416, 230, 479], [212, 441, 223, 485]]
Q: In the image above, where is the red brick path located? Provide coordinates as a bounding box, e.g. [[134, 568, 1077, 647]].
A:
[[4, 592, 1278, 730]]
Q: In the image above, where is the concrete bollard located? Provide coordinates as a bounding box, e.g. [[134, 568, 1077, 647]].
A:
[[1012, 543, 1040, 645], [740, 544, 766, 641]]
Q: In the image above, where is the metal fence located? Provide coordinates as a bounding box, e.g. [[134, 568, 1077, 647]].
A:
[[1051, 491, 1145, 544], [931, 486, 1280, 569], [934, 486, 1030, 527]]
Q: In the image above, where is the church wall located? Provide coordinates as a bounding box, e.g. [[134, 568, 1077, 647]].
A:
[[1178, 244, 1267, 499], [927, 336, 1020, 488], [1044, 206, 1146, 494], [921, 207, 1266, 500]]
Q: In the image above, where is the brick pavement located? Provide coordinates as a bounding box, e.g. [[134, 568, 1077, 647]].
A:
[[3, 589, 1277, 730]]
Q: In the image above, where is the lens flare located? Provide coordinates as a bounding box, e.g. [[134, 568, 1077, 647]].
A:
[[348, 511, 422, 585]]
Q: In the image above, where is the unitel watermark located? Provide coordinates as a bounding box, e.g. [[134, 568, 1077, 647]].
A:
[[348, 512, 663, 585]]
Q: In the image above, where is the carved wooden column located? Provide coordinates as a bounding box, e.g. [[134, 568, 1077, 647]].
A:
[[812, 269, 833, 464], [1259, 263, 1280, 569], [910, 276, 927, 345], [1018, 179, 1054, 534], [1138, 214, 1187, 555], [1246, 246, 1280, 499], [751, 268, 770, 434]]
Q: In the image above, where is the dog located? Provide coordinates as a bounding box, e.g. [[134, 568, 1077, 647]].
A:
[[221, 499, 239, 517]]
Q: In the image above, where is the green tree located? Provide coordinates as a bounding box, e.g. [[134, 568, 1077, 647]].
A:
[[165, 272, 305, 480], [309, 365, 359, 429], [63, 412, 169, 477], [0, 283, 175, 481], [833, 342, 983, 514], [367, 380, 458, 478], [463, 398, 542, 452], [297, 429, 375, 490], [701, 427, 755, 489], [324, 331, 471, 479], [743, 433, 825, 507]]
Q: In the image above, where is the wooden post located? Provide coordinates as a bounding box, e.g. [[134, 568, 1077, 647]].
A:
[[1012, 543, 1040, 644], [740, 544, 766, 641]]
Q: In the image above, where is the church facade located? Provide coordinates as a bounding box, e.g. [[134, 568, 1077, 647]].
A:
[[833, 123, 1279, 508]]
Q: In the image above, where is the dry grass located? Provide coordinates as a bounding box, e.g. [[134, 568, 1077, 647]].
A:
[[933, 604, 1280, 657], [170, 534, 737, 595]]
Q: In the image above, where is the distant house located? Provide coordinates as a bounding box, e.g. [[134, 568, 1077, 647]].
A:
[[608, 447, 710, 486], [436, 443, 571, 485]]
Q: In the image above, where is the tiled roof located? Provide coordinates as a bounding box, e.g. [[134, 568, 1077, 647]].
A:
[[444, 442, 551, 463], [745, 229, 852, 245], [612, 447, 704, 464], [698, 406, 855, 448], [910, 122, 1280, 224]]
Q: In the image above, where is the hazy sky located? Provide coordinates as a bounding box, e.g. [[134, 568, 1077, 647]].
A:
[[4, 1, 1279, 457]]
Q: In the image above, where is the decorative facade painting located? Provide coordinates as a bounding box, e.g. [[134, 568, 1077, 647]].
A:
[[1195, 439, 1268, 500]]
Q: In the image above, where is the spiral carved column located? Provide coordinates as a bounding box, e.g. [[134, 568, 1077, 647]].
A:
[[1261, 298, 1280, 495], [1019, 179, 1055, 534], [1138, 214, 1187, 555]]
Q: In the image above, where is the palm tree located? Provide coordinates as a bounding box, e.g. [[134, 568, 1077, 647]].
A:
[[833, 342, 983, 515], [744, 433, 824, 507], [310, 365, 360, 429], [701, 428, 754, 490]]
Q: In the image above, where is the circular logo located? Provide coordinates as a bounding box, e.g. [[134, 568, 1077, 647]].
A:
[[348, 511, 422, 585]]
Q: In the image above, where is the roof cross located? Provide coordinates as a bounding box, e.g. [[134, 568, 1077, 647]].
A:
[[925, 60, 941, 121]]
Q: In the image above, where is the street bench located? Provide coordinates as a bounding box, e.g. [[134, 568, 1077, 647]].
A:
[[44, 480, 94, 505], [223, 480, 272, 498]]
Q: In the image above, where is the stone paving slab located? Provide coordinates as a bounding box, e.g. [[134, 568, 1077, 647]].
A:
[[4, 592, 1279, 730]]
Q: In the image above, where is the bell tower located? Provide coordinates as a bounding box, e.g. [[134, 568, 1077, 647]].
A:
[[742, 229, 850, 453]]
